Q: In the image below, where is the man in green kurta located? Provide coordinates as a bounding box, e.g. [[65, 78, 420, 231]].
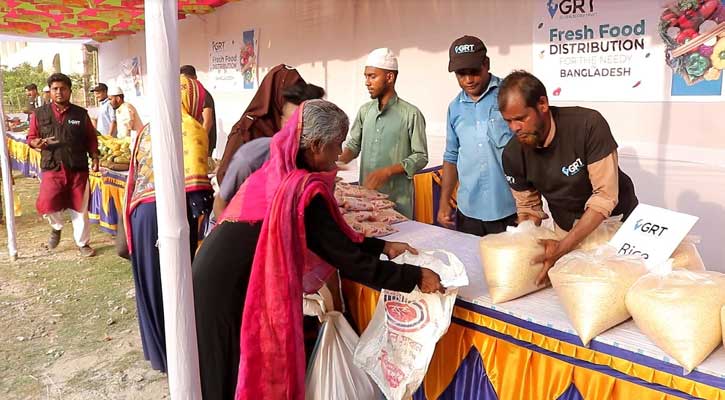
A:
[[340, 48, 428, 218]]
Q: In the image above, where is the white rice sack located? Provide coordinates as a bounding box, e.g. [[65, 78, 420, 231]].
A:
[[670, 236, 706, 271], [578, 218, 622, 251], [479, 221, 558, 304], [722, 306, 725, 350], [625, 270, 725, 374], [554, 217, 622, 251], [548, 246, 648, 346]]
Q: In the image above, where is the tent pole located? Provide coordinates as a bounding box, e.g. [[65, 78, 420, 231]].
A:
[[0, 57, 19, 261], [143, 1, 201, 398]]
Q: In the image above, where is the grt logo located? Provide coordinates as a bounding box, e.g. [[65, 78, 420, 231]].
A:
[[454, 44, 475, 54], [561, 158, 583, 176], [633, 219, 669, 237], [547, 0, 595, 18]]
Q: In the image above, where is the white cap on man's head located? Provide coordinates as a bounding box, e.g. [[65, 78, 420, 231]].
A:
[[108, 86, 124, 96], [42, 86, 50, 93], [365, 48, 398, 71]]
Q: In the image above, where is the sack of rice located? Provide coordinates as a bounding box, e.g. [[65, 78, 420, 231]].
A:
[[479, 221, 557, 304], [670, 236, 706, 271], [555, 217, 622, 251], [548, 246, 648, 346], [578, 218, 622, 251], [722, 306, 725, 349], [625, 270, 725, 373]]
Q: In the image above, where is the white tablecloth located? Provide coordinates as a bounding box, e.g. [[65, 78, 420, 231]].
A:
[[384, 220, 725, 380]]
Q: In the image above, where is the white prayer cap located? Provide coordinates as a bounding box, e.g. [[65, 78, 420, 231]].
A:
[[42, 86, 50, 92], [365, 48, 398, 71], [108, 86, 124, 96]]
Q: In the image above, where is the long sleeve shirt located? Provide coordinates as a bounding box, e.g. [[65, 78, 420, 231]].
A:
[[444, 75, 516, 221], [345, 95, 429, 218]]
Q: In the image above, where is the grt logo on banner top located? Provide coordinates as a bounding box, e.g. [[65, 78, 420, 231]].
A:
[[547, 0, 595, 19]]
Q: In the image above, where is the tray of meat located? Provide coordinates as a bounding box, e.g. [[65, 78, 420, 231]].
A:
[[370, 199, 396, 210], [359, 221, 398, 238], [340, 197, 375, 212], [371, 209, 407, 224], [343, 211, 374, 224]]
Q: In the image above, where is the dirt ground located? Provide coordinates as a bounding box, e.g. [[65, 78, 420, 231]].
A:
[[0, 174, 169, 399]]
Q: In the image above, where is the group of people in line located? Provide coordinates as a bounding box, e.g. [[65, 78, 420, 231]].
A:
[[24, 34, 638, 399]]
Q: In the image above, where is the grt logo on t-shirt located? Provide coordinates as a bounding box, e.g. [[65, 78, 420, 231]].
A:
[[561, 158, 583, 176], [67, 119, 81, 126]]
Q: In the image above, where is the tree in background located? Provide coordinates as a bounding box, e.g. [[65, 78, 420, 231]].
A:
[[2, 63, 91, 112], [1, 62, 46, 113]]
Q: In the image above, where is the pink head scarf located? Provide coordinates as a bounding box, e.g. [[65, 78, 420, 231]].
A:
[[223, 101, 363, 399]]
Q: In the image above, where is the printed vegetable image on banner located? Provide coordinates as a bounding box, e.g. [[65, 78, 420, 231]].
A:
[[117, 56, 143, 97], [533, 0, 725, 101], [240, 29, 258, 90], [659, 0, 725, 96]]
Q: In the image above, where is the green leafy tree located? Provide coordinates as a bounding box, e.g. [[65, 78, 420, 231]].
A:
[[2, 62, 47, 113]]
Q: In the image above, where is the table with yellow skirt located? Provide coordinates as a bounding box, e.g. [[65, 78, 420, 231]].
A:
[[6, 132, 127, 235], [88, 169, 127, 235], [342, 221, 725, 400], [5, 131, 41, 178]]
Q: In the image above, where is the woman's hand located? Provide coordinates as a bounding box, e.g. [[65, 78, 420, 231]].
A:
[[383, 241, 418, 259], [419, 268, 444, 293]]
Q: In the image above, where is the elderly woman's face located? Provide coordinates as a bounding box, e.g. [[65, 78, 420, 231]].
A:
[[304, 134, 345, 172]]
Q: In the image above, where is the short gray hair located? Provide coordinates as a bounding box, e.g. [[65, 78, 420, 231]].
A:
[[300, 99, 349, 150]]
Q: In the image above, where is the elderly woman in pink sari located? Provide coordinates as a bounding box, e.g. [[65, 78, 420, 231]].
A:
[[192, 99, 443, 399]]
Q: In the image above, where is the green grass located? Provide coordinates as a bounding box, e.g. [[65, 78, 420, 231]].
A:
[[0, 174, 152, 398]]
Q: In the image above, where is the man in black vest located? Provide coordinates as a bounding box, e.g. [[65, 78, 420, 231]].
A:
[[28, 73, 100, 257], [499, 71, 638, 285]]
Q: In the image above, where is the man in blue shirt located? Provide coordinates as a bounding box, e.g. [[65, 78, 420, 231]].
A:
[[437, 36, 517, 236], [90, 83, 116, 137]]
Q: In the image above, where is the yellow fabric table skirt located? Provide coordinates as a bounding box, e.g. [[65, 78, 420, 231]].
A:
[[6, 134, 41, 177], [342, 280, 725, 400], [88, 169, 127, 235]]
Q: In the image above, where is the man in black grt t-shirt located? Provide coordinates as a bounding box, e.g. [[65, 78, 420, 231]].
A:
[[498, 71, 638, 285]]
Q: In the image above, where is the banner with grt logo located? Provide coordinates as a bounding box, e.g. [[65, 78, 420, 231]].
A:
[[533, 0, 725, 102], [609, 203, 698, 268]]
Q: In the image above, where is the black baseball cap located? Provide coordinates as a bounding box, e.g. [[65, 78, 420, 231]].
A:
[[90, 83, 108, 92], [448, 35, 488, 72]]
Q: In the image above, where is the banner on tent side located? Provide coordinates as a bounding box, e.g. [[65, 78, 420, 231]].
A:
[[208, 28, 259, 92], [117, 56, 143, 97], [532, 0, 725, 102]]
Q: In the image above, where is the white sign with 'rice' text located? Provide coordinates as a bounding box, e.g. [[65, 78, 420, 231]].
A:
[[609, 203, 698, 268]]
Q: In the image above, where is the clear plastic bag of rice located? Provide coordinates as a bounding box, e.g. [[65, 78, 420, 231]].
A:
[[670, 236, 706, 271], [555, 217, 622, 251], [548, 246, 648, 346], [625, 270, 725, 374], [722, 306, 725, 350], [578, 218, 622, 251], [479, 221, 558, 304]]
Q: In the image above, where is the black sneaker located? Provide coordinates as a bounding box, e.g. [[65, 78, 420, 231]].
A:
[[79, 245, 96, 257], [48, 229, 61, 249]]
